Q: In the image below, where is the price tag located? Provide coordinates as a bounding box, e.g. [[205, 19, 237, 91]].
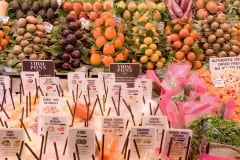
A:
[[212, 78, 225, 88], [41, 115, 68, 159], [161, 129, 192, 160], [135, 78, 153, 101], [130, 126, 156, 159], [0, 16, 9, 24], [38, 96, 63, 134], [0, 128, 25, 159], [142, 115, 169, 152], [0, 76, 11, 104], [102, 116, 125, 136], [57, 0, 62, 6], [21, 71, 39, 95], [44, 22, 53, 33], [158, 22, 165, 34], [98, 72, 115, 96], [113, 16, 122, 27], [79, 18, 90, 29], [39, 77, 60, 96], [106, 82, 127, 115], [67, 72, 86, 93], [68, 128, 95, 160], [82, 78, 101, 104]]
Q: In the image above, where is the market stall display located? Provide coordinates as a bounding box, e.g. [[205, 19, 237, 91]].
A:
[[0, 0, 240, 159]]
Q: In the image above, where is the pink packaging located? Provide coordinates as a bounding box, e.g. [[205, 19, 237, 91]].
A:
[[224, 98, 236, 120]]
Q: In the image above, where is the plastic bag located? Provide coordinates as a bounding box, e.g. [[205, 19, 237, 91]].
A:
[[224, 98, 236, 120]]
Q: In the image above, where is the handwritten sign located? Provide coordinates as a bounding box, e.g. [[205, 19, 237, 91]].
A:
[[110, 63, 140, 88], [22, 60, 55, 77]]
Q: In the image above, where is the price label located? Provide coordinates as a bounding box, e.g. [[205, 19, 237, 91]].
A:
[[0, 128, 25, 159], [21, 71, 39, 95], [130, 126, 156, 159], [161, 129, 192, 160], [39, 77, 60, 96], [212, 78, 225, 88], [67, 72, 86, 93], [44, 22, 53, 33], [0, 16, 9, 24], [102, 116, 125, 136], [158, 22, 165, 34], [57, 0, 62, 6], [113, 16, 122, 27], [0, 76, 11, 104], [68, 128, 95, 160], [79, 18, 89, 29]]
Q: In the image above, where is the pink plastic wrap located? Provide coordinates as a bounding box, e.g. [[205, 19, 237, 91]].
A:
[[178, 94, 219, 126], [224, 98, 236, 120], [167, 63, 191, 81], [183, 72, 207, 93], [146, 70, 161, 89], [200, 153, 236, 160], [160, 63, 192, 95], [160, 98, 183, 128]]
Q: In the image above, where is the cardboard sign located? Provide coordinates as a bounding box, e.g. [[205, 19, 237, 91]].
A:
[[39, 77, 59, 96], [130, 127, 156, 159], [22, 60, 55, 77], [0, 128, 25, 159], [68, 128, 95, 160], [161, 129, 192, 160], [110, 63, 140, 88], [21, 71, 39, 94]]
